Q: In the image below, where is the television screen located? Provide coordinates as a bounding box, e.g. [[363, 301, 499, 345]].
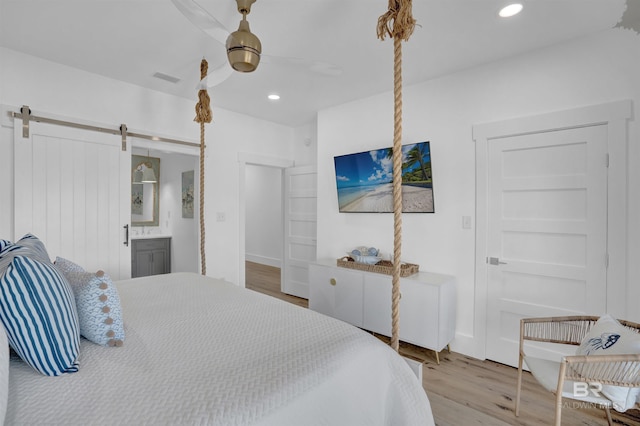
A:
[[334, 141, 434, 213]]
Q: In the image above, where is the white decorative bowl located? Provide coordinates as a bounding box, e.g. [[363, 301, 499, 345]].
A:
[[350, 254, 382, 265]]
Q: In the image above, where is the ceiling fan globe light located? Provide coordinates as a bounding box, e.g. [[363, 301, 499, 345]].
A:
[[226, 20, 261, 72]]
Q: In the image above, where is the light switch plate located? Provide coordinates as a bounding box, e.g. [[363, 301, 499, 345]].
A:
[[462, 216, 472, 229]]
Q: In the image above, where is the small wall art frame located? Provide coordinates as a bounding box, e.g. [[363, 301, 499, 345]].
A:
[[182, 170, 195, 218]]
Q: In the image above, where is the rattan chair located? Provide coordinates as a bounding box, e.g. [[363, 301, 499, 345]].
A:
[[515, 315, 640, 425]]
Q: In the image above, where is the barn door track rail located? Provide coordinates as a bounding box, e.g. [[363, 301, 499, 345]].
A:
[[12, 105, 199, 150]]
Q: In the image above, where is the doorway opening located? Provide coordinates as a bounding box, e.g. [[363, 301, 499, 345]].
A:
[[130, 143, 200, 275]]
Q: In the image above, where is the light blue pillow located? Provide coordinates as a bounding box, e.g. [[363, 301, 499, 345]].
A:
[[54, 256, 85, 275], [55, 258, 124, 347], [0, 255, 80, 376]]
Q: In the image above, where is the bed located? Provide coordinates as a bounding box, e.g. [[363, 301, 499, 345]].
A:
[[2, 268, 434, 425]]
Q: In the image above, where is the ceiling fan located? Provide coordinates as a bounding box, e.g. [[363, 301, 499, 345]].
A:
[[172, 0, 342, 89]]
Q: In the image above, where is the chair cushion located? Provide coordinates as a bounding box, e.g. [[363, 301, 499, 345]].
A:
[[576, 314, 640, 412], [524, 356, 612, 406]]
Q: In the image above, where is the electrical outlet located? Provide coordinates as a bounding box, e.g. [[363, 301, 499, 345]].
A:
[[216, 212, 226, 222]]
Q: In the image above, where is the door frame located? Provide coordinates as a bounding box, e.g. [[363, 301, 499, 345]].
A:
[[238, 152, 295, 288], [472, 100, 631, 360]]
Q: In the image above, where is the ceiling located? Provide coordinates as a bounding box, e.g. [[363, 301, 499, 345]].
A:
[[0, 0, 636, 128]]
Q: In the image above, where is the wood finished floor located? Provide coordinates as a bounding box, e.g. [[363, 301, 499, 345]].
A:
[[245, 261, 640, 425]]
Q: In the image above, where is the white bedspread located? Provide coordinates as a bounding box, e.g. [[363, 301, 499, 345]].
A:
[[6, 272, 433, 425]]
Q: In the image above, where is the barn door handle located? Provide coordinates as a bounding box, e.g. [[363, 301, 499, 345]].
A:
[[487, 257, 507, 265], [123, 224, 129, 247]]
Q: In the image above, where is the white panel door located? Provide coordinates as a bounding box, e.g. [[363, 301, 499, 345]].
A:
[[14, 121, 131, 279], [282, 165, 317, 298], [485, 125, 608, 366]]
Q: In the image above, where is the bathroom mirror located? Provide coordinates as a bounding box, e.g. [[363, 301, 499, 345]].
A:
[[131, 154, 160, 226]]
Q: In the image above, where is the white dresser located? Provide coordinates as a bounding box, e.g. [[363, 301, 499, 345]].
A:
[[309, 259, 456, 361]]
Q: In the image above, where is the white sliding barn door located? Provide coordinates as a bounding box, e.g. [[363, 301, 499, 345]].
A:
[[485, 125, 608, 367], [14, 121, 131, 279], [282, 165, 317, 299]]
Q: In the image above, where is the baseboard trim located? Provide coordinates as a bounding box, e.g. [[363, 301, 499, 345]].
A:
[[450, 332, 484, 360]]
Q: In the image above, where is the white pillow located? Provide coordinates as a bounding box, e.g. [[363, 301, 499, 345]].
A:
[[576, 314, 640, 412]]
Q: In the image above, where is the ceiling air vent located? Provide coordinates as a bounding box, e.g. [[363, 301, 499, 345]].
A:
[[153, 72, 181, 84]]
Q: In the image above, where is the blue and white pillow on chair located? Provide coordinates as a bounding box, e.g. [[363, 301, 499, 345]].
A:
[[576, 314, 640, 412]]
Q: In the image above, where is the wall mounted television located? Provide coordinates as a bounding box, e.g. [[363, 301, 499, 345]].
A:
[[334, 141, 434, 213]]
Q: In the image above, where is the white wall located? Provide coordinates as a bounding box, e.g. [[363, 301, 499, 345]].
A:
[[316, 28, 640, 358], [293, 119, 318, 167], [162, 152, 200, 274], [0, 47, 294, 285], [245, 164, 283, 267]]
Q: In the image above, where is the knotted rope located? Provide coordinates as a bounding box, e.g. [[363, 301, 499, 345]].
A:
[[194, 59, 212, 275], [377, 0, 416, 353]]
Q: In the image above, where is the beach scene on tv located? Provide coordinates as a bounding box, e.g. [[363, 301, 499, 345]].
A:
[[334, 141, 434, 213]]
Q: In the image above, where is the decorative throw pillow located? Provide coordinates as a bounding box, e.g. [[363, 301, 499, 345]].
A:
[[0, 240, 11, 253], [576, 314, 640, 412], [0, 234, 51, 274], [0, 324, 8, 425], [55, 258, 124, 347], [54, 256, 86, 275], [0, 255, 80, 376]]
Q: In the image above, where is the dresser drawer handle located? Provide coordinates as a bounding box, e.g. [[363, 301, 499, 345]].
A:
[[329, 278, 337, 286]]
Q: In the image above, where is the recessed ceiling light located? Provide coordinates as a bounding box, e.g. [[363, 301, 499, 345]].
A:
[[268, 94, 280, 101], [499, 3, 523, 18]]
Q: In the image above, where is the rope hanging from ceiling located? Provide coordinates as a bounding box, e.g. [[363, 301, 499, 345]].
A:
[[194, 59, 213, 275], [376, 0, 416, 353]]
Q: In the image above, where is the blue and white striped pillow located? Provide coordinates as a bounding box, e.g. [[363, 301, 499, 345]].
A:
[[0, 234, 51, 273], [0, 255, 80, 376], [0, 240, 11, 253]]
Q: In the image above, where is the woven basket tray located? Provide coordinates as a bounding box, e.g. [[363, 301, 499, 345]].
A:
[[336, 256, 419, 277]]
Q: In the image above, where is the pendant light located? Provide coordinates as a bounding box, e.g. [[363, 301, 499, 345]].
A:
[[133, 169, 143, 184], [141, 166, 157, 183], [141, 149, 157, 183]]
